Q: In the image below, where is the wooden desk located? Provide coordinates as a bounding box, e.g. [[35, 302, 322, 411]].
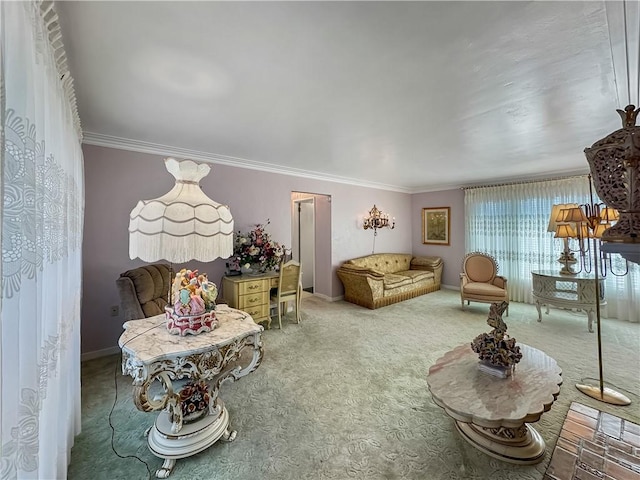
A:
[[119, 306, 263, 478], [222, 272, 279, 329], [531, 270, 606, 333]]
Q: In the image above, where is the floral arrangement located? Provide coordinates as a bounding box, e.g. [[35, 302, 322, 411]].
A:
[[471, 301, 522, 369], [233, 220, 285, 272]]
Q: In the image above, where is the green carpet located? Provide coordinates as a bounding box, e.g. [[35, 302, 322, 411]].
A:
[[69, 290, 640, 480]]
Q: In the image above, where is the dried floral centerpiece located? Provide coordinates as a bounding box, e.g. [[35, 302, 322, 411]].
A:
[[232, 220, 285, 274], [471, 301, 522, 378], [165, 269, 219, 336]]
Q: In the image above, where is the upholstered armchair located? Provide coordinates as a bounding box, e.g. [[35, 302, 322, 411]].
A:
[[116, 263, 172, 321], [460, 252, 509, 316]]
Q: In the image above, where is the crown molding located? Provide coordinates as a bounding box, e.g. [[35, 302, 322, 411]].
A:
[[82, 132, 413, 194]]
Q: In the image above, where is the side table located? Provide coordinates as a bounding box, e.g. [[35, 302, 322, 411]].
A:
[[119, 305, 264, 478], [427, 343, 562, 464], [531, 270, 606, 332]]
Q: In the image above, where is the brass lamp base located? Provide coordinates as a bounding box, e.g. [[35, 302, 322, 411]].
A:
[[559, 265, 578, 275], [575, 383, 631, 406]]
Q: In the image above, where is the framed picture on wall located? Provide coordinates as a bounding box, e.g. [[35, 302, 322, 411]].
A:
[[422, 207, 450, 245]]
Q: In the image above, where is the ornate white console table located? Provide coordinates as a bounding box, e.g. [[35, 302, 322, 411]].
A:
[[531, 270, 606, 333], [119, 305, 263, 478]]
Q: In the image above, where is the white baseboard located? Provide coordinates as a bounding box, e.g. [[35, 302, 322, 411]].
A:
[[81, 346, 120, 362], [441, 284, 459, 291], [311, 293, 343, 302]]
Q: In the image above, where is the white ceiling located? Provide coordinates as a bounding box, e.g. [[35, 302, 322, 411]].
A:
[[56, 1, 635, 192]]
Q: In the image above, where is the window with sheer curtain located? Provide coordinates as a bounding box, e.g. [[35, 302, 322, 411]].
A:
[[1, 2, 84, 479], [464, 176, 639, 323]]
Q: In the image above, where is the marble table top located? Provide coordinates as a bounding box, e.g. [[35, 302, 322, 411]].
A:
[[531, 269, 601, 281], [118, 305, 263, 364], [427, 343, 563, 429]]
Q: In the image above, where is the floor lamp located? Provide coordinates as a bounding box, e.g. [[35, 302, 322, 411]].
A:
[[557, 180, 631, 406], [571, 0, 640, 406]]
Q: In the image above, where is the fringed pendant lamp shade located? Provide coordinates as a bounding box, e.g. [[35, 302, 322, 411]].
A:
[[129, 158, 234, 262]]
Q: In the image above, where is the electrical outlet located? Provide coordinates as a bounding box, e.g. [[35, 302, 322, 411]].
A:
[[110, 305, 119, 317]]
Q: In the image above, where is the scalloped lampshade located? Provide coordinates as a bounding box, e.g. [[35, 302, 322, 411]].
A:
[[547, 203, 578, 232], [129, 157, 234, 263]]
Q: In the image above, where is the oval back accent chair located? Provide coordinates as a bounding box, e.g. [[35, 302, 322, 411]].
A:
[[460, 252, 509, 316]]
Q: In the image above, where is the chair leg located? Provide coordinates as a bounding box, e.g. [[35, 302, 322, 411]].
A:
[[278, 301, 283, 330], [461, 297, 465, 310]]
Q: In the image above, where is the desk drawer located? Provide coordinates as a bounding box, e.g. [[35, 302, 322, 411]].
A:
[[242, 304, 268, 320], [240, 279, 268, 295], [238, 291, 268, 309]]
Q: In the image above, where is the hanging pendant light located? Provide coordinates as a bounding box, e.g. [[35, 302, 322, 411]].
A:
[[129, 157, 234, 263], [584, 0, 640, 265]]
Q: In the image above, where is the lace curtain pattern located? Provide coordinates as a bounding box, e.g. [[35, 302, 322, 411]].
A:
[[1, 2, 84, 479], [465, 176, 639, 322]]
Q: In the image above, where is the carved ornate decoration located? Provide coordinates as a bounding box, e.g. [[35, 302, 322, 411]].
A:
[[471, 301, 522, 369], [584, 105, 640, 245], [123, 331, 263, 435], [486, 425, 529, 440]]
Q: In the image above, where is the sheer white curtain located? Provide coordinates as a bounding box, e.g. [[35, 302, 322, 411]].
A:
[[1, 2, 84, 479], [465, 176, 639, 322]]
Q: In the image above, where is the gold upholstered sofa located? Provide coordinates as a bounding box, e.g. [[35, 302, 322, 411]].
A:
[[337, 253, 443, 309]]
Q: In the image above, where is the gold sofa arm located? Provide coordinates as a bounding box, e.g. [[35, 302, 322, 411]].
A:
[[411, 256, 443, 286]]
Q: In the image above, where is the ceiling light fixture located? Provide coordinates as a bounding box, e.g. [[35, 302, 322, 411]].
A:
[[586, 0, 640, 265]]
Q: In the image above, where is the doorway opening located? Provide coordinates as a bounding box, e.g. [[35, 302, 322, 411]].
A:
[[291, 192, 331, 298]]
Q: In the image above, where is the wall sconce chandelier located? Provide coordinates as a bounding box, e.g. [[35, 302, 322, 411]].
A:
[[363, 205, 395, 253]]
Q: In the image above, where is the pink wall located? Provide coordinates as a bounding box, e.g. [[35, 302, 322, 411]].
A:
[[82, 144, 415, 354], [411, 189, 465, 287]]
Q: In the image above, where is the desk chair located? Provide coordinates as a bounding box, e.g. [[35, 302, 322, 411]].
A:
[[270, 260, 302, 329]]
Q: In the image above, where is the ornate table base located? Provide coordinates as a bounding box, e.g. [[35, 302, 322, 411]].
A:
[[455, 422, 545, 465], [119, 306, 264, 479], [147, 402, 236, 478]]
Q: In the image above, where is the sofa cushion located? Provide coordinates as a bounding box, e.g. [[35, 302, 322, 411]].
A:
[[347, 254, 413, 274], [463, 282, 506, 298], [396, 270, 434, 283], [383, 273, 413, 290]]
